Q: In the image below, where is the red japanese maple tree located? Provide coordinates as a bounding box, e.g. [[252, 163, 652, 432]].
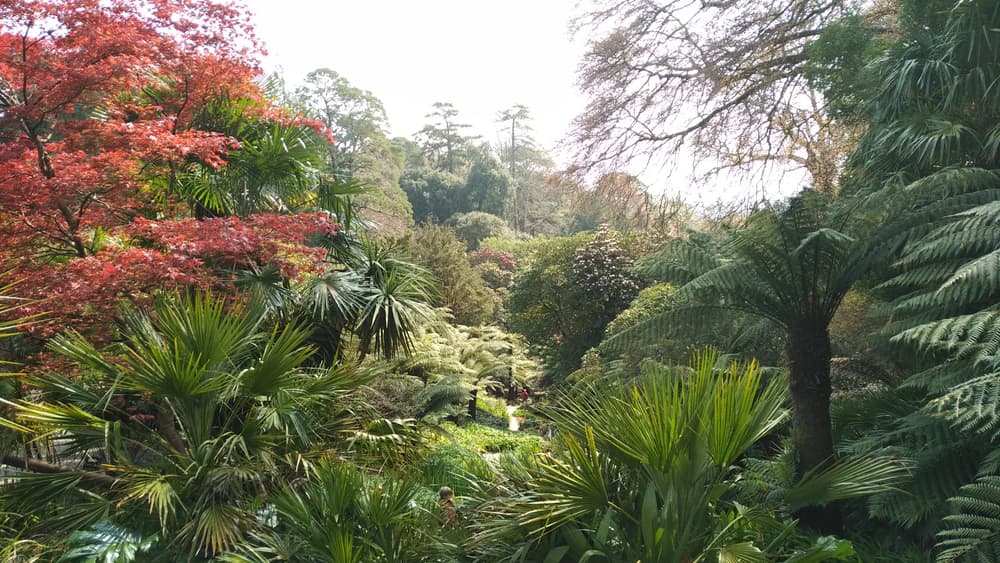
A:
[[0, 0, 266, 258], [0, 1, 340, 343]]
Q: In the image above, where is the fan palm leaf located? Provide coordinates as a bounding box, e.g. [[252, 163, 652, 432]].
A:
[[480, 349, 906, 562], [0, 293, 370, 558]]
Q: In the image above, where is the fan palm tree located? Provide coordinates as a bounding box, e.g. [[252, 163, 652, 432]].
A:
[[230, 461, 443, 563], [235, 236, 435, 364], [175, 89, 320, 218], [468, 349, 907, 562], [354, 253, 436, 360], [609, 190, 898, 529], [0, 293, 369, 558], [0, 283, 55, 560], [170, 87, 368, 226], [182, 119, 326, 217]]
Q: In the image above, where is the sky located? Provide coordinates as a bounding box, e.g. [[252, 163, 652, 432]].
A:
[[243, 0, 587, 162], [241, 1, 804, 206]]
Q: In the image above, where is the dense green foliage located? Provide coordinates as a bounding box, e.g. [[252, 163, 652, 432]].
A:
[[467, 351, 907, 561], [7, 0, 1000, 560], [507, 228, 641, 377], [2, 296, 370, 557], [402, 223, 496, 326]]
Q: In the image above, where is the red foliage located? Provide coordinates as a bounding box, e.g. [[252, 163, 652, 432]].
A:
[[470, 247, 517, 271], [14, 213, 340, 341], [0, 0, 264, 258], [125, 213, 340, 279], [0, 1, 342, 348], [469, 247, 518, 290]]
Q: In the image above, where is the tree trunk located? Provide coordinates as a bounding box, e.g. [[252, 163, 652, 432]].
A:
[[468, 389, 478, 421], [2, 454, 120, 487], [785, 323, 841, 533], [156, 401, 187, 454]]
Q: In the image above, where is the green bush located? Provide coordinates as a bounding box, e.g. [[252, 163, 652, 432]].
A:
[[444, 422, 545, 456], [419, 442, 483, 493]]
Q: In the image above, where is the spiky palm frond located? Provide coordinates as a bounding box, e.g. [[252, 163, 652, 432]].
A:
[[354, 249, 435, 360], [301, 270, 364, 325], [482, 349, 904, 562], [234, 265, 297, 321], [313, 176, 370, 233], [263, 462, 429, 562], [58, 520, 157, 563], [0, 293, 369, 558], [227, 122, 324, 215], [230, 238, 435, 366], [785, 456, 911, 509], [0, 279, 36, 342], [179, 97, 330, 218]]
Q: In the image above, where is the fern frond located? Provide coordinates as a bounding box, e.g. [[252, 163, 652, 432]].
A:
[[879, 260, 969, 291], [904, 168, 1000, 202], [932, 201, 1000, 236], [900, 226, 1000, 268], [601, 305, 738, 352], [636, 237, 726, 283], [864, 434, 981, 529], [928, 372, 1000, 440], [937, 475, 1000, 562], [895, 312, 1000, 366], [900, 359, 979, 394], [939, 249, 1000, 295]]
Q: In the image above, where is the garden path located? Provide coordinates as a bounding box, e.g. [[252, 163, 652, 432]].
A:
[[506, 405, 520, 431]]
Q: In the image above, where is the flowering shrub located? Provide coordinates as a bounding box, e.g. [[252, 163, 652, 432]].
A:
[[470, 247, 517, 289], [570, 225, 642, 314]]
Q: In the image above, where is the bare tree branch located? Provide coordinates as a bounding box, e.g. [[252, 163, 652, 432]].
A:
[[571, 0, 861, 193]]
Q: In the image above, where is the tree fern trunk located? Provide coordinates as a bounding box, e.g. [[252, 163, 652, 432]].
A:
[[786, 323, 841, 532]]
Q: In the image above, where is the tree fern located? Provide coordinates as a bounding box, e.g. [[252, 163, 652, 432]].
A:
[[928, 372, 1000, 442], [897, 313, 1000, 365], [608, 188, 905, 523], [835, 1, 1000, 555], [936, 475, 1000, 562], [847, 411, 983, 531]]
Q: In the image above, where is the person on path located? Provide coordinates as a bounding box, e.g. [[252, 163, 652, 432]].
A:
[[438, 486, 457, 527]]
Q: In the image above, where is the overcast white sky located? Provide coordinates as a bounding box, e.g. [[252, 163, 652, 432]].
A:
[[241, 1, 804, 205], [244, 0, 587, 161]]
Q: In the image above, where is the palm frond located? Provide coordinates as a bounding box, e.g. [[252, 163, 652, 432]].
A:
[[58, 520, 157, 563], [784, 456, 911, 508], [355, 265, 434, 360]]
